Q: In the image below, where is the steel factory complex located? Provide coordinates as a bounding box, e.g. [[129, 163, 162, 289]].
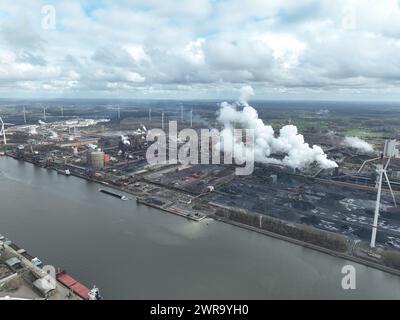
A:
[[1, 101, 400, 299]]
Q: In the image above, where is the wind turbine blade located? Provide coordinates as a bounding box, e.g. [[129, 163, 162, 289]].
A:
[[384, 157, 392, 170], [383, 171, 397, 208]]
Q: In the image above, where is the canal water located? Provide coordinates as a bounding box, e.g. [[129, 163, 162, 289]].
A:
[[0, 157, 400, 299]]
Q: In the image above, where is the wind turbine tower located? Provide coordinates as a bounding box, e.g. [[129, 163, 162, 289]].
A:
[[370, 139, 398, 248], [0, 117, 7, 145], [23, 107, 27, 124], [180, 105, 183, 122]]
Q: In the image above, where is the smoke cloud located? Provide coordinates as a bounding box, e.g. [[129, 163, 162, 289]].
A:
[[121, 135, 131, 146], [342, 136, 374, 153], [49, 130, 58, 139], [217, 86, 337, 169], [238, 85, 254, 106]]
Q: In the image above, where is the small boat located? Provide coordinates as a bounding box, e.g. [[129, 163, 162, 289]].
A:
[[31, 257, 43, 268], [99, 188, 128, 200], [88, 286, 103, 300]]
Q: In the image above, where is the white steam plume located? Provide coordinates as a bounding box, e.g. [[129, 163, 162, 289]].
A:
[[239, 85, 254, 106], [49, 130, 58, 139], [29, 126, 38, 135], [121, 135, 131, 146], [342, 136, 374, 153], [217, 86, 337, 169]]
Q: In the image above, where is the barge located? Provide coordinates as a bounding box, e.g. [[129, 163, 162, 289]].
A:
[[56, 270, 102, 300], [99, 188, 128, 200]]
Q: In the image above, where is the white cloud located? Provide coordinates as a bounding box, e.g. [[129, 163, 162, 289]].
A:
[[254, 33, 306, 69], [0, 0, 400, 98]]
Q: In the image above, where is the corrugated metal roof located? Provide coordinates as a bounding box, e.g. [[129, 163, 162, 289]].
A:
[[5, 257, 21, 267], [56, 272, 90, 300], [57, 272, 77, 287], [70, 283, 90, 299]]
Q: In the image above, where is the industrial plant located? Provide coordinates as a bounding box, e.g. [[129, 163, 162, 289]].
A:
[[1, 96, 400, 283]]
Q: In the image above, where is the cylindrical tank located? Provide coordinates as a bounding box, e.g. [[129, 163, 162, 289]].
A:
[[88, 149, 104, 170]]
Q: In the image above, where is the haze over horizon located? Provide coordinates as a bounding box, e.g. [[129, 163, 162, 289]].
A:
[[1, 0, 400, 101]]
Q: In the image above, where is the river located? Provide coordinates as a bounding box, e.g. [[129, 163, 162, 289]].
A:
[[0, 157, 399, 299]]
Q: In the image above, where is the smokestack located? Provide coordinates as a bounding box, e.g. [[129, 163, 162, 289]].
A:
[[190, 109, 193, 127], [161, 112, 164, 129], [181, 105, 183, 122], [43, 107, 46, 121], [149, 108, 152, 121], [117, 106, 120, 120], [23, 107, 26, 124]]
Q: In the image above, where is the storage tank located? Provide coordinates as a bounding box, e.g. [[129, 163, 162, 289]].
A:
[[88, 149, 104, 170]]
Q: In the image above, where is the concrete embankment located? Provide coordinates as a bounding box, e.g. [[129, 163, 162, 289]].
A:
[[209, 202, 400, 277]]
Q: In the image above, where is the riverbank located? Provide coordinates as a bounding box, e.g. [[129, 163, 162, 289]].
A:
[[214, 214, 400, 277]]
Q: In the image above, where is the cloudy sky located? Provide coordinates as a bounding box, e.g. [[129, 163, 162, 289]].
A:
[[1, 0, 400, 100]]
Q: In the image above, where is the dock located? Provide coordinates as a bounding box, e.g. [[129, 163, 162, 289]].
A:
[[0, 235, 92, 300], [136, 197, 206, 222]]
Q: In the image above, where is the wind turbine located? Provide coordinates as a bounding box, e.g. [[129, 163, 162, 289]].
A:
[[180, 105, 183, 122], [0, 117, 13, 145], [370, 140, 398, 248], [23, 106, 27, 124], [0, 117, 6, 145]]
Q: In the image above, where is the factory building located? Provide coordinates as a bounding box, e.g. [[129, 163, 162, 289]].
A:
[[87, 149, 105, 170]]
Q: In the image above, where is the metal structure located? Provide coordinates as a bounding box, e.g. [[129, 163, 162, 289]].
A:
[[87, 149, 105, 170], [0, 118, 14, 146], [181, 105, 183, 122], [23, 107, 27, 124], [0, 117, 6, 145], [370, 140, 398, 248]]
